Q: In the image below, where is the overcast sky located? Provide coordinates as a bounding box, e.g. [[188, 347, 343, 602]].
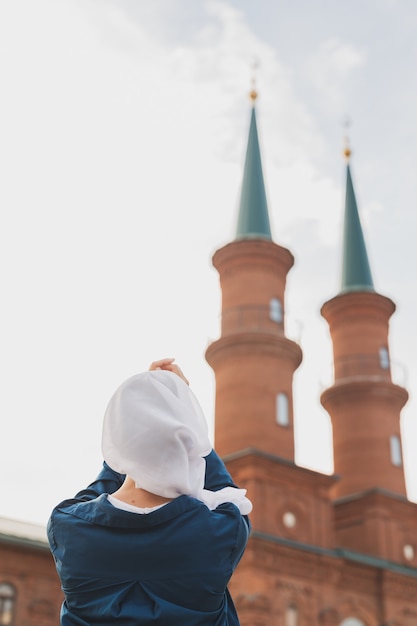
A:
[[1, 0, 417, 526]]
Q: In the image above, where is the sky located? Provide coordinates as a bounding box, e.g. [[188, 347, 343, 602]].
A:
[[1, 0, 417, 527]]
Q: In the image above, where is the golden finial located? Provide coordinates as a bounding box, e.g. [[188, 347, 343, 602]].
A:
[[249, 58, 259, 104], [342, 115, 352, 161]]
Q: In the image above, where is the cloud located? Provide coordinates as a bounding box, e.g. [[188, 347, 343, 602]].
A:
[[306, 37, 366, 110], [1, 0, 416, 525]]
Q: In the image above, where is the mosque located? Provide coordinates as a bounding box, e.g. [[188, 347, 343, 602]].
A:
[[1, 91, 417, 625]]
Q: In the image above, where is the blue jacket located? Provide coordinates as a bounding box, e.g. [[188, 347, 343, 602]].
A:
[[47, 450, 250, 625]]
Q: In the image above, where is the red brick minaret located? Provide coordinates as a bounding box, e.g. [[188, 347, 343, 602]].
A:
[[206, 90, 302, 462], [320, 146, 408, 499], [319, 146, 414, 565]]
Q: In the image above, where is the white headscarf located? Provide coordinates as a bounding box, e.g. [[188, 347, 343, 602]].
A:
[[102, 370, 252, 514]]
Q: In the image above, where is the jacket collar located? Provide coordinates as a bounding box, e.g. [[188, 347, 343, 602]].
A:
[[57, 493, 203, 528]]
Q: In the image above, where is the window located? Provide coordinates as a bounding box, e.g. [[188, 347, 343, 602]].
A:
[[403, 544, 415, 561], [390, 435, 402, 467], [282, 511, 297, 528], [269, 297, 282, 323], [379, 346, 390, 369], [0, 583, 15, 626], [285, 604, 298, 626], [276, 393, 289, 427]]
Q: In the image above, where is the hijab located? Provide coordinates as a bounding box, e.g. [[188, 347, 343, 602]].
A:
[[102, 370, 252, 514]]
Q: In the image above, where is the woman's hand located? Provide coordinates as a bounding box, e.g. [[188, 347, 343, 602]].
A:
[[149, 358, 189, 386]]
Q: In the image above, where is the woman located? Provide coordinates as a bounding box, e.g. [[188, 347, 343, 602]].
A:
[[47, 358, 252, 625]]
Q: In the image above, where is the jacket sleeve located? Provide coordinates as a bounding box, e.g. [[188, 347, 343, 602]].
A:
[[205, 450, 252, 537], [204, 449, 238, 491], [72, 462, 125, 501]]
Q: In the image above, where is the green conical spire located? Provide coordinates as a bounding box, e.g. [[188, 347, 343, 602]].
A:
[[340, 156, 374, 293], [235, 99, 272, 240]]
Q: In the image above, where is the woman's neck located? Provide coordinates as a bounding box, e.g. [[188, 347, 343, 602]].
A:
[[111, 477, 173, 508]]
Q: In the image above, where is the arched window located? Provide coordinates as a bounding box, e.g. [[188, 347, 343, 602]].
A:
[[276, 393, 289, 427], [340, 618, 365, 626], [0, 583, 16, 626], [379, 346, 390, 369], [269, 297, 282, 323], [390, 434, 402, 467], [285, 604, 298, 626]]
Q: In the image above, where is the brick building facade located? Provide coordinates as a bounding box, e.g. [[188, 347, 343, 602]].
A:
[[206, 94, 417, 625], [0, 518, 62, 625]]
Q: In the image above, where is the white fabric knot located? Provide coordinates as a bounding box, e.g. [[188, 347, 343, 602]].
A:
[[201, 487, 253, 514]]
